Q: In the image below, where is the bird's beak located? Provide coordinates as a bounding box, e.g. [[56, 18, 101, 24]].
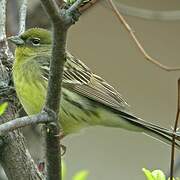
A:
[[8, 36, 24, 46]]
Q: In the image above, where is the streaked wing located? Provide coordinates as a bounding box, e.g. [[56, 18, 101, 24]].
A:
[[36, 52, 129, 111], [36, 53, 128, 111], [63, 53, 129, 111], [63, 55, 176, 135], [32, 53, 180, 148], [35, 55, 50, 81]]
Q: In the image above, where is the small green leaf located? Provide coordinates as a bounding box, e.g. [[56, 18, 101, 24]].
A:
[[143, 168, 166, 180], [167, 177, 175, 180], [0, 102, 8, 116], [64, 0, 76, 5], [152, 170, 166, 180], [143, 168, 155, 180], [73, 170, 89, 180]]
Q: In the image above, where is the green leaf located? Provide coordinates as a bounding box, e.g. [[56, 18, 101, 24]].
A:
[[143, 168, 156, 180], [152, 170, 166, 180], [143, 168, 166, 180], [73, 170, 89, 180], [64, 0, 76, 5], [0, 102, 8, 116], [167, 178, 175, 180]]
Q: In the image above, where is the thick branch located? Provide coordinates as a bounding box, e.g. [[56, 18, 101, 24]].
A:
[[0, 1, 44, 179], [0, 105, 44, 180], [40, 0, 61, 23], [0, 112, 52, 136], [0, 55, 44, 180], [40, 0, 84, 179], [40, 0, 66, 179]]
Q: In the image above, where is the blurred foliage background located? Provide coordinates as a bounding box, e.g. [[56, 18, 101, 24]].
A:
[[3, 0, 180, 179]]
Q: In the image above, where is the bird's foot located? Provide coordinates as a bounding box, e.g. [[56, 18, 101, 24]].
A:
[[54, 131, 67, 156], [37, 161, 45, 173], [54, 130, 65, 140], [60, 144, 67, 156]]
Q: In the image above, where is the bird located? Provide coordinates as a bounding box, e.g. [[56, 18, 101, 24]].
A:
[[9, 28, 180, 149]]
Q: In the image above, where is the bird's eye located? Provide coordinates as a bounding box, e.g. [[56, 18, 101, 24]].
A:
[[31, 38, 40, 46]]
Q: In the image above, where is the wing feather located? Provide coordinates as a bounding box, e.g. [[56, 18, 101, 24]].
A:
[[36, 52, 129, 111], [63, 53, 129, 110]]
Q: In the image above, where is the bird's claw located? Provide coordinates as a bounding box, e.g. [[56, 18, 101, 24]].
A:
[[60, 144, 67, 156], [37, 161, 45, 173], [54, 131, 65, 140], [54, 131, 66, 156]]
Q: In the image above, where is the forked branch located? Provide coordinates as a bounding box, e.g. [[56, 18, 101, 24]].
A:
[[108, 0, 180, 72]]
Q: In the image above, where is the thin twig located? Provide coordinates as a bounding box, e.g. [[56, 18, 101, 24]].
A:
[[102, 1, 180, 21], [170, 79, 180, 180], [0, 0, 9, 58], [79, 0, 98, 13], [0, 0, 13, 69], [18, 0, 28, 35], [67, 0, 85, 13], [0, 0, 13, 76], [108, 0, 180, 72], [0, 112, 52, 135], [0, 0, 6, 41]]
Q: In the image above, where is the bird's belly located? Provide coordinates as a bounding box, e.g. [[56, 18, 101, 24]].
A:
[[16, 81, 141, 135], [60, 89, 100, 135], [16, 80, 46, 115], [60, 89, 142, 134], [16, 83, 98, 135]]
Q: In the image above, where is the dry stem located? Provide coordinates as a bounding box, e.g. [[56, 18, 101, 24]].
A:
[[108, 0, 180, 72]]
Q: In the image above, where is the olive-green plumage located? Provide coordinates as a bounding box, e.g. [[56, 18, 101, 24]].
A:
[[11, 28, 180, 148]]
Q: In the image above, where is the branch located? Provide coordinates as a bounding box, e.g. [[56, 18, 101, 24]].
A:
[[170, 79, 180, 180], [0, 112, 52, 136], [0, 0, 13, 69], [40, 0, 83, 179], [104, 1, 180, 21], [66, 0, 84, 13], [0, 1, 44, 179], [40, 1, 65, 180], [0, 0, 6, 42], [7, 0, 19, 35], [78, 0, 98, 13], [0, 105, 44, 180], [18, 0, 28, 35], [108, 0, 180, 72], [0, 47, 44, 180], [40, 0, 61, 24]]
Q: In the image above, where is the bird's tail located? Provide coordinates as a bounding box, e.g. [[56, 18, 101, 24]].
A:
[[118, 111, 180, 149], [100, 109, 180, 149]]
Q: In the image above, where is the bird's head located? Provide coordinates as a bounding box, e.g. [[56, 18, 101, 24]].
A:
[[9, 28, 52, 59]]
